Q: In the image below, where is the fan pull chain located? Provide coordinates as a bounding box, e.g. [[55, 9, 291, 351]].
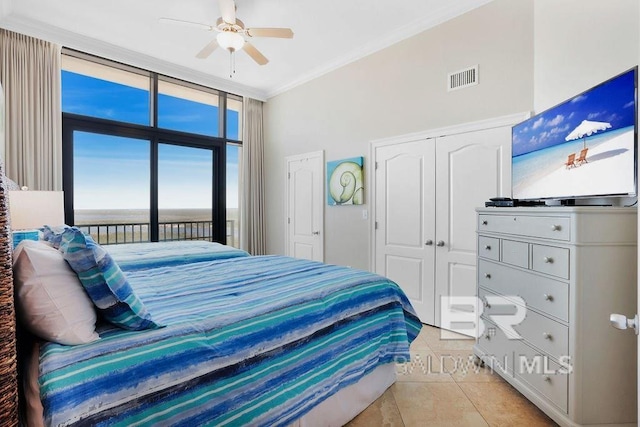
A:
[[228, 50, 238, 78]]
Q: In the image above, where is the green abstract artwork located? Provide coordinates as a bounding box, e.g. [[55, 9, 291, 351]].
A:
[[327, 156, 364, 205]]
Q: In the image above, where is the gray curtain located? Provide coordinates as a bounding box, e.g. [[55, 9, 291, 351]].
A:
[[240, 97, 266, 255], [0, 29, 62, 191]]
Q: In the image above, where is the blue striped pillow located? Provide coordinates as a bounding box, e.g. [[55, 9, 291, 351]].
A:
[[59, 227, 161, 331], [40, 224, 72, 248]]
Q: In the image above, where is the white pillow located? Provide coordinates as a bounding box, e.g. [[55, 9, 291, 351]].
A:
[[13, 240, 99, 345]]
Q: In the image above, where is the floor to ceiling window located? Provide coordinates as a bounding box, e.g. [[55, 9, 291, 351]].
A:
[[61, 50, 242, 247]]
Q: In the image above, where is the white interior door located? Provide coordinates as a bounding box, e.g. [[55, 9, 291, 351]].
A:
[[374, 139, 436, 324], [433, 126, 511, 328], [285, 151, 324, 261]]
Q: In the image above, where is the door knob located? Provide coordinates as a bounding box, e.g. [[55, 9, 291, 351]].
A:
[[312, 231, 320, 235], [425, 240, 433, 246], [436, 240, 445, 247], [610, 313, 639, 335]]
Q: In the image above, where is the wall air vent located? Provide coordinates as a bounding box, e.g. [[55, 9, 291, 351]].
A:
[[447, 65, 479, 91]]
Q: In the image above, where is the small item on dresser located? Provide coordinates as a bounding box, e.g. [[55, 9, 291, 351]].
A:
[[485, 197, 545, 207], [486, 197, 516, 207]]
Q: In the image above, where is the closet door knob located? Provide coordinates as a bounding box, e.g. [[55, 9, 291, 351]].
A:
[[436, 240, 445, 247], [425, 240, 433, 246]]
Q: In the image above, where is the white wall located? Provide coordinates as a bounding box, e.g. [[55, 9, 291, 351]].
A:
[[264, 0, 640, 271], [534, 0, 639, 111], [264, 0, 534, 270]]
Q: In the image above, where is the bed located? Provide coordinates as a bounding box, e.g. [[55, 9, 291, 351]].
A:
[[0, 188, 421, 426]]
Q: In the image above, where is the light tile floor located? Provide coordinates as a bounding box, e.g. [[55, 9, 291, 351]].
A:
[[346, 325, 558, 427]]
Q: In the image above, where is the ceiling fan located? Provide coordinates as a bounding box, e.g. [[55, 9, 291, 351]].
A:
[[159, 0, 293, 67]]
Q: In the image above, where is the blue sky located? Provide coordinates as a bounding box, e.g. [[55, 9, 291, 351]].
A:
[[62, 71, 240, 209], [512, 69, 636, 157]]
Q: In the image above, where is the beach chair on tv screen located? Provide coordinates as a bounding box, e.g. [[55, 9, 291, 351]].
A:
[[576, 148, 588, 166], [564, 153, 576, 169]]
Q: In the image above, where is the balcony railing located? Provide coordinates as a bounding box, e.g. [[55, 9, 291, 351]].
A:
[[78, 219, 236, 247]]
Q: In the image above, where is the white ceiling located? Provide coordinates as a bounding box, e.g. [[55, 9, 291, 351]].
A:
[[0, 0, 493, 100]]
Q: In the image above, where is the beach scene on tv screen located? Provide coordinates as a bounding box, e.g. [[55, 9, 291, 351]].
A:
[[512, 69, 636, 200]]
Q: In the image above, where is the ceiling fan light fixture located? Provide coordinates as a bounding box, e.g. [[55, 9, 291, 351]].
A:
[[217, 31, 245, 52]]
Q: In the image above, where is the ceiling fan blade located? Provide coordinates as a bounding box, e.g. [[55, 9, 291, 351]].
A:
[[246, 28, 294, 39], [218, 0, 236, 24], [243, 42, 268, 65], [196, 40, 219, 59], [159, 17, 213, 31]]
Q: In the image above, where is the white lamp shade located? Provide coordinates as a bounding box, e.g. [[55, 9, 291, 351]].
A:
[[216, 31, 245, 52], [9, 191, 65, 230]]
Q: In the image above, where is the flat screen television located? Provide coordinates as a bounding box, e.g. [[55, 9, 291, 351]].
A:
[[512, 67, 637, 202]]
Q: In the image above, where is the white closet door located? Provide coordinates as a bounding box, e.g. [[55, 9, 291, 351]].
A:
[[285, 151, 324, 262], [433, 126, 511, 328], [374, 139, 436, 324]]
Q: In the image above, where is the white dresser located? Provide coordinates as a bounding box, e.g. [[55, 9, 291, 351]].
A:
[[474, 207, 637, 427]]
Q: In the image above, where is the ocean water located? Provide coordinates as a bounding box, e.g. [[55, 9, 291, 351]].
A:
[[512, 126, 633, 196], [75, 208, 240, 246], [75, 208, 239, 224]]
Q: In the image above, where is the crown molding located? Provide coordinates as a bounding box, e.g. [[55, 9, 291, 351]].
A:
[[0, 14, 268, 101], [266, 0, 494, 98]]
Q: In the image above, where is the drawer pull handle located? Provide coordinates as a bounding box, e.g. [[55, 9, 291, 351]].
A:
[[484, 334, 491, 341], [481, 220, 488, 226], [484, 245, 491, 250], [543, 293, 553, 301], [551, 225, 561, 231], [543, 332, 553, 340], [543, 256, 553, 264], [483, 299, 491, 309], [543, 375, 552, 383], [484, 273, 491, 279]]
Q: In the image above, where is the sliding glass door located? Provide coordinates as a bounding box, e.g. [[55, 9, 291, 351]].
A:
[[158, 143, 214, 242], [72, 131, 151, 243]]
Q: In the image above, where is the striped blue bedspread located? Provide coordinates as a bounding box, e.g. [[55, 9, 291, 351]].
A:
[[105, 240, 250, 271], [39, 249, 421, 426]]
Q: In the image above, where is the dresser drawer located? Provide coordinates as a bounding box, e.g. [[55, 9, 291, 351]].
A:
[[478, 214, 570, 241], [501, 239, 529, 268], [514, 341, 569, 413], [478, 236, 500, 261], [476, 318, 514, 374], [478, 260, 568, 322], [531, 244, 570, 279], [479, 288, 569, 361], [518, 309, 569, 361]]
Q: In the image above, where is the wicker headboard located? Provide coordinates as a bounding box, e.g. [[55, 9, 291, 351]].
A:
[[0, 169, 19, 425]]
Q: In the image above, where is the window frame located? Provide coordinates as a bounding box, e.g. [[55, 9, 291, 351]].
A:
[[61, 50, 240, 245]]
